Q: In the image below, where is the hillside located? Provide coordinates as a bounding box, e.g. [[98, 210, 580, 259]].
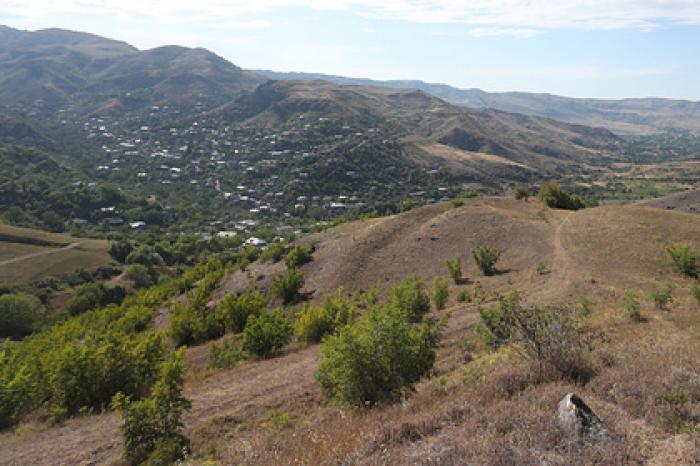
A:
[[0, 26, 264, 114], [257, 70, 700, 135], [0, 223, 111, 285], [221, 80, 621, 176], [2, 198, 699, 464]]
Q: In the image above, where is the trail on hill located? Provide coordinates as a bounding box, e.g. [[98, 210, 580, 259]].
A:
[[0, 242, 80, 267], [551, 213, 573, 287]]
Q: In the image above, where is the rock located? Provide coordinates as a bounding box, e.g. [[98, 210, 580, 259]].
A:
[[558, 393, 614, 440]]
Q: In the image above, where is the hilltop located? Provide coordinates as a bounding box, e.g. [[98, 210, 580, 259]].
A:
[[1, 197, 699, 464]]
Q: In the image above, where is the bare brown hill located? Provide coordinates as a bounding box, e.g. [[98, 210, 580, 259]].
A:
[[2, 198, 700, 465]]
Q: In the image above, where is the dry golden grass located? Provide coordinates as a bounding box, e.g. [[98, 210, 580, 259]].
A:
[[2, 199, 700, 465]]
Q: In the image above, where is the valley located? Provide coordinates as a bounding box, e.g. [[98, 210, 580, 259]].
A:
[[0, 22, 699, 466]]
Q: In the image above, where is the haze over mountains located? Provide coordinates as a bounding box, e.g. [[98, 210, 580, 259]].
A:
[[258, 70, 700, 135]]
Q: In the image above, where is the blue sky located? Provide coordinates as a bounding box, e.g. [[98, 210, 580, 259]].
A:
[[2, 1, 700, 100]]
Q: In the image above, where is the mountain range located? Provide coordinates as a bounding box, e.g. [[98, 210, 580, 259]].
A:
[[257, 70, 700, 135]]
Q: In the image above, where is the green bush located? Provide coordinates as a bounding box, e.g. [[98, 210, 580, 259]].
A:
[[243, 310, 293, 358], [514, 186, 530, 201], [390, 277, 430, 319], [112, 349, 191, 466], [667, 244, 698, 277], [67, 282, 125, 316], [0, 294, 45, 339], [538, 181, 587, 210], [650, 283, 674, 310], [216, 290, 267, 334], [472, 246, 503, 276], [272, 269, 305, 304], [125, 264, 153, 289], [432, 278, 449, 310], [126, 245, 165, 267], [399, 199, 417, 213], [109, 240, 134, 263], [284, 245, 312, 269], [260, 242, 288, 263], [316, 306, 443, 406], [456, 290, 471, 303], [478, 292, 519, 350], [295, 290, 356, 343], [624, 291, 642, 322], [446, 257, 462, 284], [208, 335, 245, 369]]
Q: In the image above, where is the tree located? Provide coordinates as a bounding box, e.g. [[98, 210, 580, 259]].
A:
[[125, 264, 153, 289], [316, 306, 442, 406], [538, 181, 587, 210], [41, 211, 65, 232], [216, 290, 267, 334], [272, 269, 305, 304], [446, 257, 462, 284], [243, 310, 293, 358], [514, 186, 530, 201], [0, 294, 45, 339], [390, 277, 430, 320], [295, 290, 357, 343], [432, 278, 449, 310], [472, 246, 503, 276], [112, 349, 191, 466], [284, 245, 312, 269], [109, 240, 134, 263], [126, 245, 164, 267]]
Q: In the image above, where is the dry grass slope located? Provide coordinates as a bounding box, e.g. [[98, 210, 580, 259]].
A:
[[1, 198, 700, 465]]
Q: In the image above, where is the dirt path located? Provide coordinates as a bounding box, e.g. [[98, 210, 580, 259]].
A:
[[0, 345, 320, 466], [0, 242, 80, 267], [550, 213, 573, 287]]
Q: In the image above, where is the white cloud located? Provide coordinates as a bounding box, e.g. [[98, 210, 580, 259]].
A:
[[2, 0, 700, 31], [469, 28, 541, 38]]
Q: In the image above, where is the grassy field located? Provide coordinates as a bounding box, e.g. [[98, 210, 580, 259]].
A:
[[0, 223, 111, 285]]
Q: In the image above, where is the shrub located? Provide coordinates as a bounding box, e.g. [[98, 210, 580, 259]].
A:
[[432, 278, 449, 310], [390, 277, 430, 319], [125, 264, 153, 289], [478, 292, 519, 350], [536, 261, 550, 275], [399, 199, 416, 213], [667, 244, 698, 277], [112, 349, 191, 466], [243, 310, 293, 358], [208, 335, 244, 369], [67, 283, 125, 316], [514, 186, 530, 201], [446, 257, 462, 284], [272, 269, 305, 304], [538, 181, 587, 210], [510, 304, 599, 382], [284, 245, 312, 269], [0, 294, 45, 339], [109, 240, 134, 263], [456, 290, 471, 303], [691, 281, 700, 302], [216, 290, 267, 334], [260, 242, 287, 263], [472, 246, 502, 276], [126, 245, 165, 267], [316, 306, 443, 406], [295, 291, 356, 343], [650, 283, 674, 310], [624, 291, 642, 322]]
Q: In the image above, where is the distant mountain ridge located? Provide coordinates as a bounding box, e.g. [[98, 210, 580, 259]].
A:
[[0, 26, 264, 114], [256, 70, 700, 135]]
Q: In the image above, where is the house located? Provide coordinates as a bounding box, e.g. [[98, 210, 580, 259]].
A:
[[244, 237, 268, 248], [217, 231, 237, 239], [129, 221, 147, 230]]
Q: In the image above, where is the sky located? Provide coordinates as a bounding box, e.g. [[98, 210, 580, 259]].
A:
[[2, 1, 700, 100]]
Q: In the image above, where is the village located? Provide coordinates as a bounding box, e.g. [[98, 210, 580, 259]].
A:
[[61, 102, 460, 240]]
